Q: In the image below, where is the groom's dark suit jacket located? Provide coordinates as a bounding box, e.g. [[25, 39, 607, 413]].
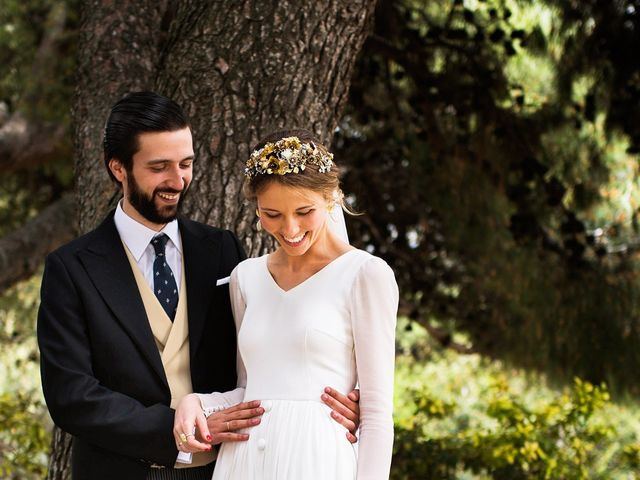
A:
[[37, 211, 245, 480]]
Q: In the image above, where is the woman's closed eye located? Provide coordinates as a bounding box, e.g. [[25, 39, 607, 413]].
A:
[[264, 209, 313, 218]]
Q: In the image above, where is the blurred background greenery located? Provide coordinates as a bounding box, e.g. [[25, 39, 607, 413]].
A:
[[1, 0, 639, 478]]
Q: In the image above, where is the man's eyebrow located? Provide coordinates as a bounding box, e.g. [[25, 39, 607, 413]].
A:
[[146, 156, 195, 164]]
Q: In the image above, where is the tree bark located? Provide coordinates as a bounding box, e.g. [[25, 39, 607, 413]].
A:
[[48, 0, 376, 476], [46, 427, 73, 480]]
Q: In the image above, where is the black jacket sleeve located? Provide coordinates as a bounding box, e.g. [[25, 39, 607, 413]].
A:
[[37, 252, 178, 466]]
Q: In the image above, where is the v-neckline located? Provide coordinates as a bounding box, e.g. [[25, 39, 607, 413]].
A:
[[264, 249, 359, 294]]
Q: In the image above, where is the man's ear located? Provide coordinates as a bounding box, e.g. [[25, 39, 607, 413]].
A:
[[108, 158, 126, 183]]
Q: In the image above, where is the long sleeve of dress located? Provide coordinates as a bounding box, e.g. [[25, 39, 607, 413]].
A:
[[197, 267, 247, 411], [351, 257, 399, 480]]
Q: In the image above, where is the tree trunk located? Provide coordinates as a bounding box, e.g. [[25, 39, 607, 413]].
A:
[[154, 1, 377, 255], [45, 427, 73, 480], [49, 0, 376, 476]]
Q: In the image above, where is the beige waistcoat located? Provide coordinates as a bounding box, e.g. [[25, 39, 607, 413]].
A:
[[124, 245, 214, 468]]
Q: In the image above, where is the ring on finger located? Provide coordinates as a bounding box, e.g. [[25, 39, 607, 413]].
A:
[[179, 433, 188, 442], [185, 433, 195, 439]]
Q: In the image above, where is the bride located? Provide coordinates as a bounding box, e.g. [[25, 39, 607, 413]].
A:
[[174, 131, 398, 479]]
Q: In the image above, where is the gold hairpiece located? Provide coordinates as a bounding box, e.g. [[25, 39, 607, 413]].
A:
[[244, 136, 334, 178]]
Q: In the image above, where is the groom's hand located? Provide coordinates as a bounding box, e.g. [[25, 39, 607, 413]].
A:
[[205, 401, 264, 445], [321, 387, 360, 443]]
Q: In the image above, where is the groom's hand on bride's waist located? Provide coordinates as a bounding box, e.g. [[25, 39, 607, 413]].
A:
[[205, 401, 264, 445], [321, 387, 360, 443], [174, 396, 264, 454]]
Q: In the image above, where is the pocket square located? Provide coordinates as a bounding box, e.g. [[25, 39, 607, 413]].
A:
[[216, 276, 230, 286]]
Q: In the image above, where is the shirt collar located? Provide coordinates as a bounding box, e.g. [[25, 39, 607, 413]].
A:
[[114, 200, 182, 261]]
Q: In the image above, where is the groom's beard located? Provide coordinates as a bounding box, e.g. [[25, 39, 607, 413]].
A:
[[126, 173, 189, 225]]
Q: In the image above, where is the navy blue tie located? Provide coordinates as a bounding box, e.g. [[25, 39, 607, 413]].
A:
[[151, 234, 178, 321]]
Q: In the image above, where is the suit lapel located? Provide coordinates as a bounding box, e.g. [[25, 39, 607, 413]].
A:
[[77, 213, 169, 390], [179, 219, 222, 364]]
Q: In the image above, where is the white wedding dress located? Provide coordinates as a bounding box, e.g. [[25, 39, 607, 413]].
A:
[[199, 249, 398, 479]]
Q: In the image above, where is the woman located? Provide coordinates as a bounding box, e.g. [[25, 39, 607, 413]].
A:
[[175, 131, 398, 479]]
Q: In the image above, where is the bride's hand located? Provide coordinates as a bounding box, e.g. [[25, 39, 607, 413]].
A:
[[173, 393, 212, 453]]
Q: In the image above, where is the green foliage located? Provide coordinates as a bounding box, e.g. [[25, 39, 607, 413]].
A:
[[0, 0, 77, 234], [0, 391, 50, 479], [0, 275, 50, 479], [391, 319, 640, 479], [0, 0, 78, 120], [394, 380, 616, 478], [338, 0, 640, 392]]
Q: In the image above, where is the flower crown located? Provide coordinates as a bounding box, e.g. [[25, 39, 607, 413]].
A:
[[245, 136, 334, 178]]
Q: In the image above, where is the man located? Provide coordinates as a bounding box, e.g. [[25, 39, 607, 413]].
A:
[[38, 92, 359, 480]]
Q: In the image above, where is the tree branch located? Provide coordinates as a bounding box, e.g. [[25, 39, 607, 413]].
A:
[[0, 193, 76, 294], [0, 111, 69, 173]]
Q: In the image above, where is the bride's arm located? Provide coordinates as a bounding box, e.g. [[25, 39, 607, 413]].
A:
[[196, 267, 247, 413], [174, 268, 256, 452], [351, 257, 398, 480]]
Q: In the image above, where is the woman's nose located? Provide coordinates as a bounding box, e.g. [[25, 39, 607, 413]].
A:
[[282, 216, 301, 236]]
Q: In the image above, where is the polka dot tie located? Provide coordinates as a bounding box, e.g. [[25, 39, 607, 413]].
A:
[[151, 234, 178, 321]]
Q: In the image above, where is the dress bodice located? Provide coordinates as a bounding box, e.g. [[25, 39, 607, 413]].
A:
[[237, 250, 366, 401]]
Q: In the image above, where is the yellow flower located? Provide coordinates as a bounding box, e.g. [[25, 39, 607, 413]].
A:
[[260, 158, 272, 170], [274, 158, 291, 175]]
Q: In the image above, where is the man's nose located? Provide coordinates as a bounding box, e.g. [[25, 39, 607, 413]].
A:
[[165, 165, 185, 190]]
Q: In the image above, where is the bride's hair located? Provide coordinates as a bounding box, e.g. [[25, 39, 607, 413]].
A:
[[243, 129, 343, 204]]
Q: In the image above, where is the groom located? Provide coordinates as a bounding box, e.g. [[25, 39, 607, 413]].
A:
[[37, 92, 359, 480]]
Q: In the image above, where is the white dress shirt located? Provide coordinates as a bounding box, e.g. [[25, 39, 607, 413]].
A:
[[114, 201, 183, 294]]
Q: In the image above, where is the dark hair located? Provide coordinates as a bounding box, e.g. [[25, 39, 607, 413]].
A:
[[243, 129, 342, 203], [103, 91, 190, 183]]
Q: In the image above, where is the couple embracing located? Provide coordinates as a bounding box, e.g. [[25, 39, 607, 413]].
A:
[[37, 92, 398, 480]]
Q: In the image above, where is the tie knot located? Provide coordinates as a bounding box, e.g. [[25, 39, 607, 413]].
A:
[[151, 234, 170, 257]]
